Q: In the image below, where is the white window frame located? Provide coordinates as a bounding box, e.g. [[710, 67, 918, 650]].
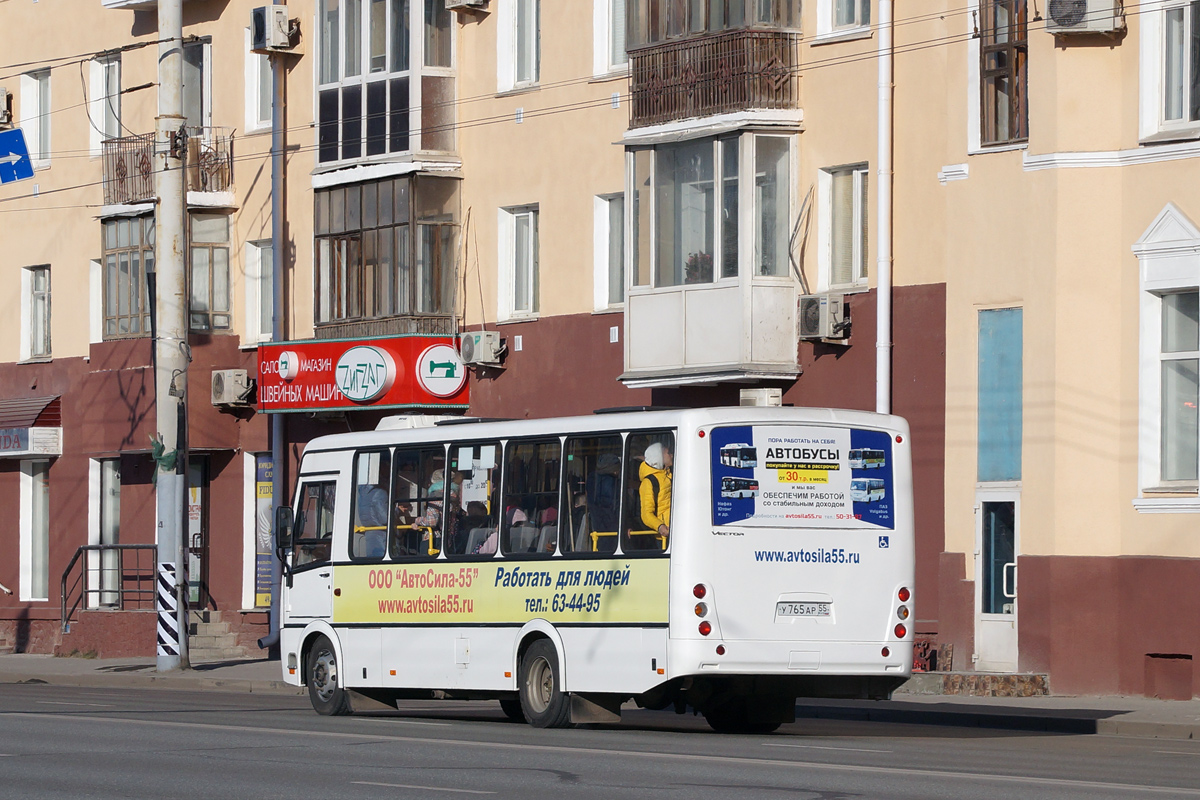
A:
[[594, 193, 625, 311], [593, 0, 628, 77], [498, 0, 539, 92], [1133, 203, 1200, 508], [89, 55, 121, 156], [818, 164, 869, 291], [183, 38, 214, 131], [245, 239, 274, 345], [1140, 0, 1200, 142], [498, 204, 539, 321], [20, 460, 50, 602], [20, 70, 51, 167], [816, 0, 872, 41], [20, 265, 51, 361], [245, 28, 273, 133], [89, 259, 104, 344]]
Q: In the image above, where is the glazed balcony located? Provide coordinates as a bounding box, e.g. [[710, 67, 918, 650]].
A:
[[629, 29, 800, 129]]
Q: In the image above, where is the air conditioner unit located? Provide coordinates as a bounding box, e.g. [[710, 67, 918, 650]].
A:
[[211, 369, 253, 406], [251, 5, 292, 52], [1045, 0, 1124, 34], [740, 388, 782, 407], [798, 293, 848, 340], [446, 0, 489, 10], [0, 87, 11, 127], [459, 331, 503, 366]]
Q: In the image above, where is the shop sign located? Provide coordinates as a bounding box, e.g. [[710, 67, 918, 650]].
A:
[[258, 335, 468, 413], [0, 427, 62, 458]]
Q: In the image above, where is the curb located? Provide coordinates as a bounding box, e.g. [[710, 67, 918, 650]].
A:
[[2, 672, 306, 696]]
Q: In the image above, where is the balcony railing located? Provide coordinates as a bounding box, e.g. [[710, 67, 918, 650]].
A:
[[102, 127, 234, 205], [629, 29, 800, 129], [102, 133, 155, 205]]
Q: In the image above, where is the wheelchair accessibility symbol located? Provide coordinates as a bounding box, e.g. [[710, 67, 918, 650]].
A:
[[878, 536, 889, 549]]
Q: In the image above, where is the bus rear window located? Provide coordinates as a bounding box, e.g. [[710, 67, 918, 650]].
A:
[[709, 424, 895, 530]]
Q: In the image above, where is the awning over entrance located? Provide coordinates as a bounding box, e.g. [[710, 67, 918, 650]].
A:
[[0, 395, 61, 428], [0, 395, 63, 458]]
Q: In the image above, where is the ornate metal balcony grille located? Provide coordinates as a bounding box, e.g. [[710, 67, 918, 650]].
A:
[[101, 133, 155, 205], [185, 127, 235, 194], [629, 29, 800, 129]]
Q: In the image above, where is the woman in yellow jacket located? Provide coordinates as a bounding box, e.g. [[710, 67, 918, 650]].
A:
[[639, 442, 673, 546]]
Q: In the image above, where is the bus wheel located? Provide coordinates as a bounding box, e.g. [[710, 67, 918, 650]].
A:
[[307, 635, 353, 716], [703, 700, 781, 734], [519, 640, 572, 728], [499, 696, 526, 722]]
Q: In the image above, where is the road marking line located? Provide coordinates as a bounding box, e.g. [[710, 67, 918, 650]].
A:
[[1157, 750, 1200, 756], [4, 712, 1198, 797], [764, 743, 892, 753], [352, 781, 494, 794], [35, 701, 115, 707]]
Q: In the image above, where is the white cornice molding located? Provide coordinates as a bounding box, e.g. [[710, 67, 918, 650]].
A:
[[1132, 497, 1200, 513], [938, 163, 969, 184], [621, 110, 805, 146], [1024, 139, 1200, 172]]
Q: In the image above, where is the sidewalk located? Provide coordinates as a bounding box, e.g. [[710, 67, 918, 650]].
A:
[[1, 653, 1198, 739]]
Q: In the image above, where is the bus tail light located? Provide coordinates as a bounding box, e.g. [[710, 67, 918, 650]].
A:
[[694, 602, 708, 617], [716, 645, 726, 655], [693, 584, 707, 599], [698, 621, 712, 636], [894, 623, 907, 639], [896, 605, 909, 620], [881, 647, 890, 658], [898, 587, 910, 602]]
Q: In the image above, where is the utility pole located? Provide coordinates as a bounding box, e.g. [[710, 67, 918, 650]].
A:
[[154, 0, 190, 671]]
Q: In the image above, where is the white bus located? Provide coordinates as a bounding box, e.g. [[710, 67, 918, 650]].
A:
[[275, 407, 914, 733], [848, 448, 886, 469], [719, 443, 758, 469], [850, 478, 887, 503], [720, 476, 759, 498]]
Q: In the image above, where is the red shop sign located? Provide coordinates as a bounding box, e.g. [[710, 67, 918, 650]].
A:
[[257, 335, 469, 413]]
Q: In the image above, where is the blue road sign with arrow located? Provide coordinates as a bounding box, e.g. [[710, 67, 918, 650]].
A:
[[0, 128, 35, 184]]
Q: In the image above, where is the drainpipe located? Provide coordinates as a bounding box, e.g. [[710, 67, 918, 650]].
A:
[[259, 46, 287, 653], [875, 0, 894, 415]]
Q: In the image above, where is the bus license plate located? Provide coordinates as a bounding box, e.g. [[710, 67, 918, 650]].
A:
[[776, 601, 831, 617]]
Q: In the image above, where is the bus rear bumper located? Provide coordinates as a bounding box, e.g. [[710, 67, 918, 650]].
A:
[[670, 638, 912, 683]]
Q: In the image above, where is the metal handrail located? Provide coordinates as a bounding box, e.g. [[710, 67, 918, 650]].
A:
[[60, 544, 158, 633]]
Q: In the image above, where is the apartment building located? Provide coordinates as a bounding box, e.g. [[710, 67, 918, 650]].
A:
[[0, 0, 1197, 698]]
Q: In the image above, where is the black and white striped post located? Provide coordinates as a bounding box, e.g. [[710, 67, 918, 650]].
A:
[[156, 563, 179, 657]]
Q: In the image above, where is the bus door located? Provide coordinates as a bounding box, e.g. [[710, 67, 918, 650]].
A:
[[287, 479, 338, 620], [974, 490, 1019, 672]]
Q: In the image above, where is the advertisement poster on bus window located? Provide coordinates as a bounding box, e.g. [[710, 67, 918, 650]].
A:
[[710, 425, 894, 530]]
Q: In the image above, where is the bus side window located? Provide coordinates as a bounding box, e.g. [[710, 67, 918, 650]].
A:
[[621, 430, 675, 554], [293, 481, 336, 567], [501, 438, 561, 557], [350, 450, 391, 561], [446, 441, 500, 557], [560, 435, 623, 555], [390, 446, 445, 559]]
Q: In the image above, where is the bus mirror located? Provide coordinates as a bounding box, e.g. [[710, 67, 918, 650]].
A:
[[275, 505, 294, 550]]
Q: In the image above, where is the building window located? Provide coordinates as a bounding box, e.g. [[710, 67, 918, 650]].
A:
[[315, 176, 458, 324], [1160, 291, 1199, 483], [1164, 1, 1200, 129], [500, 205, 539, 319], [594, 0, 628, 75], [627, 0, 801, 47], [21, 70, 51, 165], [189, 213, 232, 332], [978, 307, 1023, 482], [30, 266, 50, 359], [821, 164, 869, 289], [516, 0, 540, 86], [246, 30, 272, 131], [835, 0, 870, 28], [183, 39, 211, 130], [90, 56, 121, 154], [246, 240, 274, 343], [628, 133, 788, 288], [318, 0, 453, 162], [20, 460, 50, 602], [102, 215, 155, 339], [979, 0, 1028, 146], [595, 194, 625, 309]]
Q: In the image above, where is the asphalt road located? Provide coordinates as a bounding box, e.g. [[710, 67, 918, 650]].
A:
[[1, 684, 1198, 799]]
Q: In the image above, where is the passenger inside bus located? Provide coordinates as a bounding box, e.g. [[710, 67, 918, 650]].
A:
[[585, 453, 621, 552], [624, 437, 672, 552]]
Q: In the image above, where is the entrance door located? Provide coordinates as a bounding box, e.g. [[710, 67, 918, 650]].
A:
[[187, 458, 210, 608], [99, 459, 121, 606], [286, 480, 337, 620], [975, 490, 1019, 671]]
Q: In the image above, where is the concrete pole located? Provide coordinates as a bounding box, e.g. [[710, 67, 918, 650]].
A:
[[263, 48, 287, 654], [155, 0, 190, 671], [875, 0, 894, 415]]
